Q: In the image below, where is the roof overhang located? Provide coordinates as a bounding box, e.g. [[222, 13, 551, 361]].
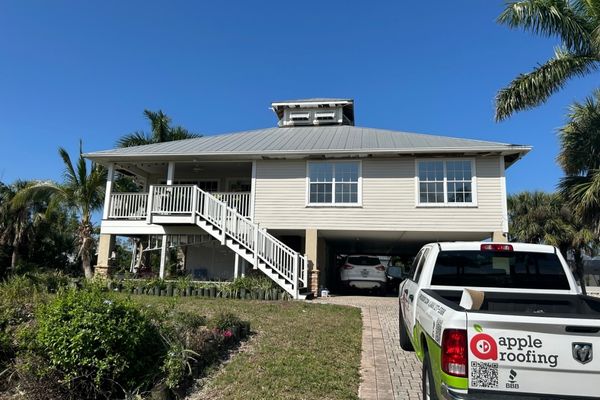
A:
[[84, 145, 531, 168]]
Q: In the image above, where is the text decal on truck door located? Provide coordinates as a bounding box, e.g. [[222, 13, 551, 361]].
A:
[[470, 325, 559, 368]]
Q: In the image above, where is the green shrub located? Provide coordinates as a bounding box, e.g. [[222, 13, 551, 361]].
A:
[[35, 288, 166, 394], [210, 312, 242, 332]]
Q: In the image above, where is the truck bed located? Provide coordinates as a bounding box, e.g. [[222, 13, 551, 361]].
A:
[[424, 289, 600, 319]]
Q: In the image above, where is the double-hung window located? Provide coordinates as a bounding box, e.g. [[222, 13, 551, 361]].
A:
[[308, 161, 360, 205], [417, 159, 475, 205]]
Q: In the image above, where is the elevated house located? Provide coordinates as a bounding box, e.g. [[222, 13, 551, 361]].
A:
[[85, 98, 531, 299]]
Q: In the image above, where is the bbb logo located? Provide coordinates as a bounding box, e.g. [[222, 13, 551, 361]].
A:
[[470, 332, 498, 361]]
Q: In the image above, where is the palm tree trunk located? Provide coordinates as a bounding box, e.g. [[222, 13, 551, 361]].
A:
[[10, 236, 19, 269], [81, 249, 94, 279], [574, 248, 587, 295]]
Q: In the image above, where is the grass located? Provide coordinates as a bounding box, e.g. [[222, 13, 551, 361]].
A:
[[130, 296, 362, 400]]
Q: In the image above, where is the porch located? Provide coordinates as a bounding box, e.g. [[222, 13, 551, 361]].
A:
[[107, 188, 251, 220], [103, 160, 253, 221]]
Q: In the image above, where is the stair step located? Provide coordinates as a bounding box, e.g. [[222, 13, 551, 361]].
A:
[[189, 192, 303, 299]]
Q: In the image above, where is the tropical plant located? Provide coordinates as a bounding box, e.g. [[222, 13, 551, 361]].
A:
[[0, 180, 54, 274], [116, 109, 201, 148], [508, 191, 595, 282], [558, 89, 600, 229], [495, 0, 600, 121], [13, 143, 106, 278]]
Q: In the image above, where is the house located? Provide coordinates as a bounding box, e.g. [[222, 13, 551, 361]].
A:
[[84, 98, 531, 299]]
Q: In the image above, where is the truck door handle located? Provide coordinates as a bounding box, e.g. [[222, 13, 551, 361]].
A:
[[409, 294, 414, 302]]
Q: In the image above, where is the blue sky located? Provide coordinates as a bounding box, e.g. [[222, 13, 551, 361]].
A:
[[0, 1, 596, 194]]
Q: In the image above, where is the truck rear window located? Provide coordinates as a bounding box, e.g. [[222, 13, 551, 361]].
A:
[[431, 251, 570, 290]]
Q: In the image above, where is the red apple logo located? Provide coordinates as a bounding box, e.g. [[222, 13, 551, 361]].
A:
[[470, 325, 498, 360]]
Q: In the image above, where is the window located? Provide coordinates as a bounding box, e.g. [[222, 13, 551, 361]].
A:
[[413, 248, 429, 283], [431, 250, 570, 290], [290, 112, 310, 122], [308, 161, 360, 205], [417, 159, 475, 205], [315, 111, 336, 121]]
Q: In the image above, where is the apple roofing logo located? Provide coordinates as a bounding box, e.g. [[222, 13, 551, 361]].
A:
[[470, 324, 498, 361]]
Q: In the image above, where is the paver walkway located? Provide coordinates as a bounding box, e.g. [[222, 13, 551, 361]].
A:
[[320, 296, 422, 400]]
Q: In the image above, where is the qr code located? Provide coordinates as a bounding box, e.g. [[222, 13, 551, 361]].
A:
[[470, 362, 498, 388], [434, 321, 442, 343]]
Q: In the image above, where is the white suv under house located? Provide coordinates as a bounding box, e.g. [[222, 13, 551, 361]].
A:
[[339, 255, 387, 292]]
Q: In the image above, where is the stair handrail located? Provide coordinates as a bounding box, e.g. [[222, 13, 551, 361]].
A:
[[192, 186, 305, 289]]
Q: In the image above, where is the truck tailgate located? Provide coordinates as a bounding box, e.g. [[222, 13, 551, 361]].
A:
[[466, 313, 600, 397]]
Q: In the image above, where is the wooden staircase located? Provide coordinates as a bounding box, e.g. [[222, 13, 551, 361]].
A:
[[149, 185, 309, 299]]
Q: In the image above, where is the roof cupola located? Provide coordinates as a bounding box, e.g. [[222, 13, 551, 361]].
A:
[[271, 98, 355, 127]]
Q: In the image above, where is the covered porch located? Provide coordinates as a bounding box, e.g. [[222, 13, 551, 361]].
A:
[[103, 161, 253, 220]]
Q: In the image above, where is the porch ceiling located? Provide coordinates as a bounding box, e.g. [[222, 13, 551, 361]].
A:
[[115, 161, 252, 180]]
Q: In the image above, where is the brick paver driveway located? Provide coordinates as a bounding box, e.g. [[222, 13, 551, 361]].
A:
[[320, 296, 422, 400]]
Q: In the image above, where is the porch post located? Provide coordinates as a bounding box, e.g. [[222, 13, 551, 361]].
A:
[[159, 235, 168, 279], [250, 160, 256, 221], [241, 259, 246, 277], [305, 228, 320, 296], [95, 234, 115, 277], [160, 162, 175, 276], [102, 163, 115, 220], [167, 162, 175, 185], [234, 254, 240, 278]]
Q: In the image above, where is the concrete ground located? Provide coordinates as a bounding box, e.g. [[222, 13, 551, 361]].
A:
[[319, 296, 422, 400]]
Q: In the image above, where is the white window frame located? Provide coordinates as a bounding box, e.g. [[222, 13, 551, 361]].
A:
[[414, 158, 477, 207], [306, 160, 362, 207]]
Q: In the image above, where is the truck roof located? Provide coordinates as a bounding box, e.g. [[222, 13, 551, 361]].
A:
[[431, 241, 557, 253]]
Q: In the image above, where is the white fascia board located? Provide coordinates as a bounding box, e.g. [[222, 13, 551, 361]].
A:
[[84, 145, 532, 163]]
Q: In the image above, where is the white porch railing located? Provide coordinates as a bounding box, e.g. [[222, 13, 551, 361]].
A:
[[108, 187, 251, 219], [151, 185, 195, 214], [193, 186, 307, 295], [213, 192, 251, 218], [108, 193, 148, 219], [106, 185, 306, 297]]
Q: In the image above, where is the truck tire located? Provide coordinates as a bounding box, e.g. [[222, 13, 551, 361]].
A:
[[422, 353, 438, 400], [399, 308, 414, 351]]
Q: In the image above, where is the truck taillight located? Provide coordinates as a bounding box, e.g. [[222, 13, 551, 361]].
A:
[[342, 264, 354, 270], [375, 265, 385, 271], [481, 243, 513, 252], [441, 329, 468, 377]]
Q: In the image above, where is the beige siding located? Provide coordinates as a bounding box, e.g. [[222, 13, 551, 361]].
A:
[[253, 157, 505, 232]]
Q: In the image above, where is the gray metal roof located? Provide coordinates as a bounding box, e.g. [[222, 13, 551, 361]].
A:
[[271, 98, 352, 104], [84, 125, 531, 162]]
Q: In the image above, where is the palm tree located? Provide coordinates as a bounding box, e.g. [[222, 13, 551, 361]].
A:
[[495, 0, 600, 121], [0, 180, 44, 272], [508, 191, 595, 287], [508, 191, 569, 245], [116, 110, 200, 273], [117, 110, 201, 147], [558, 89, 600, 229], [14, 143, 106, 278]]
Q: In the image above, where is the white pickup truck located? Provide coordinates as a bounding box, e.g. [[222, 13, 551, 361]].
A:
[[398, 242, 600, 400]]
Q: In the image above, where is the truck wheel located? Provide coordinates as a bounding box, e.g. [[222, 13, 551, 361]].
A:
[[422, 353, 438, 400], [399, 309, 414, 351]]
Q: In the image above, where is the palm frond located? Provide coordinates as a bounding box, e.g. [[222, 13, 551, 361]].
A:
[[169, 126, 202, 141], [498, 0, 593, 52], [495, 48, 599, 121], [11, 181, 66, 210], [559, 171, 600, 228], [144, 109, 171, 143], [557, 88, 600, 173], [116, 131, 152, 148], [58, 147, 79, 187]]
